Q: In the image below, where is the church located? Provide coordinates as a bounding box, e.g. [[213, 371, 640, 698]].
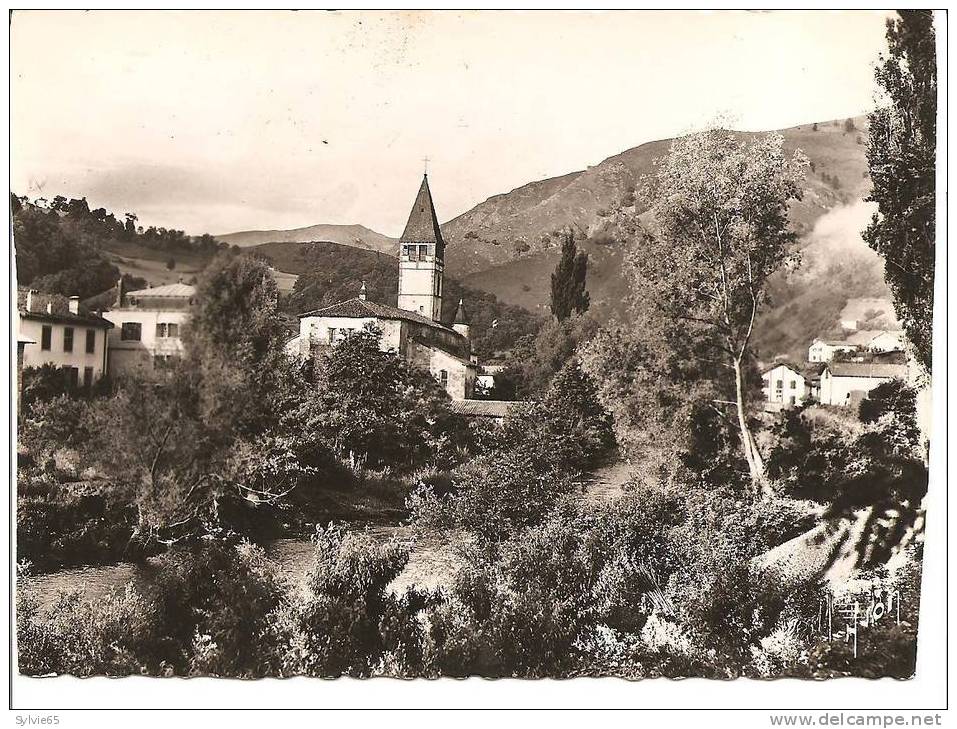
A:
[[291, 174, 478, 400]]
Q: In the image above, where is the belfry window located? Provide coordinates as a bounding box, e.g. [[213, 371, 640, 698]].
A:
[[418, 244, 429, 259]]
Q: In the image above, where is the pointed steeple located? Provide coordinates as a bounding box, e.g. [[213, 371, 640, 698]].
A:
[[398, 172, 446, 322], [400, 174, 445, 254]]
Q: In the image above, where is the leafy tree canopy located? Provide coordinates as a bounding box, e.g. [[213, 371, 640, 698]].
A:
[[864, 10, 937, 373]]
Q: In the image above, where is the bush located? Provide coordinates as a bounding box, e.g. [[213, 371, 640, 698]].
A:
[[18, 580, 161, 677], [18, 540, 287, 677], [154, 540, 286, 677], [17, 476, 140, 572], [411, 446, 573, 541], [268, 525, 430, 677]]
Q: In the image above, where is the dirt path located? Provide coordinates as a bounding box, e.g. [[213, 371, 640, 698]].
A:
[[579, 459, 635, 509]]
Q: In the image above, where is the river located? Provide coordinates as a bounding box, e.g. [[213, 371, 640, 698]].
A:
[[21, 461, 634, 611], [21, 524, 462, 611]]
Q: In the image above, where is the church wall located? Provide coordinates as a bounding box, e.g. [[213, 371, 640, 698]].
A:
[[407, 321, 470, 360], [409, 340, 476, 400], [298, 316, 404, 356]]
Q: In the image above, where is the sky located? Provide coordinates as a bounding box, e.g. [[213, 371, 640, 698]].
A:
[[11, 10, 893, 237]]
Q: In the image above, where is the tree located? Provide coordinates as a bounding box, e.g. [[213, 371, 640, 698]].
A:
[[76, 255, 301, 545], [632, 130, 807, 494], [184, 253, 291, 438], [304, 325, 454, 469], [864, 10, 937, 374], [166, 256, 176, 271], [844, 118, 857, 133], [549, 232, 590, 321]]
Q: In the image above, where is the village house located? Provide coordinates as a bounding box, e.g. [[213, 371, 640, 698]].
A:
[[761, 362, 810, 409], [292, 174, 478, 400], [807, 338, 857, 363], [808, 329, 906, 363], [476, 364, 505, 395], [103, 280, 195, 377], [818, 361, 908, 408], [853, 329, 905, 353], [16, 288, 113, 389]]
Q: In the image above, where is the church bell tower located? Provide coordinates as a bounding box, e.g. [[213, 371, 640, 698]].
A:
[[397, 173, 444, 321]]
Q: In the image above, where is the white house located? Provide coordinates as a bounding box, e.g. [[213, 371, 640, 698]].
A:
[[818, 362, 908, 407], [807, 338, 857, 363], [103, 281, 195, 377], [17, 289, 113, 388], [292, 174, 477, 400], [863, 330, 906, 353], [476, 364, 505, 394], [761, 363, 809, 408]]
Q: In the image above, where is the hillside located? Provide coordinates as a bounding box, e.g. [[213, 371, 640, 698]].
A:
[[100, 239, 213, 288], [444, 117, 871, 278], [456, 117, 890, 362], [215, 223, 396, 255]]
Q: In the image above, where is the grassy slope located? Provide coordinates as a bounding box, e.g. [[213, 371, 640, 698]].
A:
[[99, 239, 212, 287]]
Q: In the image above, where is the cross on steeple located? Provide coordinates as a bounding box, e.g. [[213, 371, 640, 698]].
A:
[[422, 156, 430, 175]]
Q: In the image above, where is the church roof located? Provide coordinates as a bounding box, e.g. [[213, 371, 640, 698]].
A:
[[400, 174, 444, 246], [298, 297, 460, 335]]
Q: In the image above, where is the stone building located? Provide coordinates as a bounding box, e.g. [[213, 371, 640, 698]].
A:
[[292, 174, 477, 399]]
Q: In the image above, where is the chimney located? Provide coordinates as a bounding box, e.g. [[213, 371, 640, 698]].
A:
[[68, 296, 79, 315], [359, 281, 367, 301], [46, 302, 52, 314], [115, 278, 125, 308], [25, 289, 37, 312]]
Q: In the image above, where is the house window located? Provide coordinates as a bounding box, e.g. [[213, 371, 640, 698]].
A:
[[83, 366, 93, 388], [121, 322, 142, 341], [65, 367, 78, 389], [156, 322, 180, 338], [790, 380, 797, 389], [775, 379, 783, 390], [439, 369, 448, 387], [153, 354, 170, 369], [41, 325, 52, 351], [63, 327, 74, 353], [85, 329, 96, 353]]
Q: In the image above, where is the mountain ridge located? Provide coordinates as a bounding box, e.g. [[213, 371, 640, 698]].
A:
[[215, 222, 396, 255]]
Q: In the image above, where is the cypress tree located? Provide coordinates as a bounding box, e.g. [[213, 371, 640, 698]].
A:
[[549, 232, 590, 321]]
